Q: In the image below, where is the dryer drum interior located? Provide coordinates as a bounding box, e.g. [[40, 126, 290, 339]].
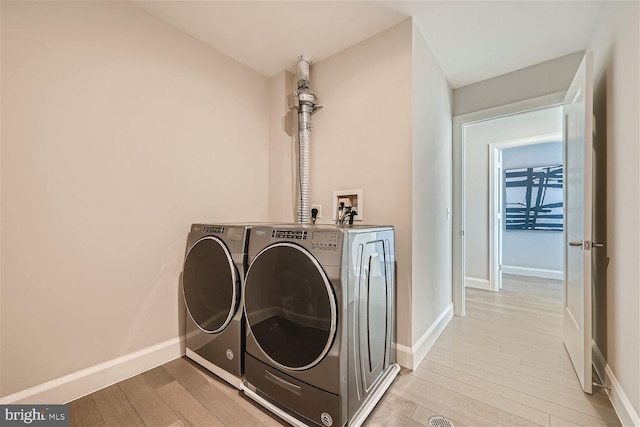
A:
[[244, 242, 337, 371], [183, 236, 240, 334]]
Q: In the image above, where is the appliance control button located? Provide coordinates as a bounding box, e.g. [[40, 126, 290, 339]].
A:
[[321, 413, 333, 426]]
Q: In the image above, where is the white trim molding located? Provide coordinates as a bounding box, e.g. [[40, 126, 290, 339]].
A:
[[465, 277, 491, 291], [592, 341, 639, 427], [394, 343, 413, 370], [395, 303, 453, 370], [488, 133, 563, 293], [452, 91, 567, 317], [186, 348, 242, 389], [0, 337, 182, 404], [502, 266, 563, 281]]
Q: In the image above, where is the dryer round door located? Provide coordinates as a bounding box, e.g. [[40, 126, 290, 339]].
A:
[[182, 236, 240, 334], [244, 242, 337, 371]]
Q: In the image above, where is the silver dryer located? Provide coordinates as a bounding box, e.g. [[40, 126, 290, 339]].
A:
[[242, 224, 399, 427]]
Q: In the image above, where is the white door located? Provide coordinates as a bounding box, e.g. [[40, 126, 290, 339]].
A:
[[489, 146, 504, 292], [563, 52, 594, 394]]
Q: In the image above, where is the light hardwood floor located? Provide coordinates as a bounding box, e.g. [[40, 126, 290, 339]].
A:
[[70, 274, 620, 426]]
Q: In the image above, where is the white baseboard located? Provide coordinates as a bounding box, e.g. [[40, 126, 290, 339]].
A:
[[394, 303, 453, 370], [502, 266, 563, 281], [394, 343, 412, 370], [0, 337, 183, 404], [592, 340, 639, 427], [605, 363, 639, 427], [465, 277, 490, 290]]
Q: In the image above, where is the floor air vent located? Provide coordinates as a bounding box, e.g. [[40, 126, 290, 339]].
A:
[[428, 416, 454, 427]]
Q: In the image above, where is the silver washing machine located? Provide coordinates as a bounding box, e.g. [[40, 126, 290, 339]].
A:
[[241, 224, 399, 427], [181, 223, 252, 389]]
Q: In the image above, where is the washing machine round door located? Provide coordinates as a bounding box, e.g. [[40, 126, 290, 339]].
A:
[[182, 236, 240, 334], [244, 242, 336, 371]]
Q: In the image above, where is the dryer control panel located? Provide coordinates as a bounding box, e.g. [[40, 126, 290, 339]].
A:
[[226, 227, 244, 241], [311, 231, 339, 251]]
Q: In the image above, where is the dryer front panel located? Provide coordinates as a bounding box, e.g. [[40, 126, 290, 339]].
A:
[[183, 236, 240, 334], [244, 243, 337, 371]]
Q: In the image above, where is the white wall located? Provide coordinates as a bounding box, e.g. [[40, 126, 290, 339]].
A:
[[305, 21, 414, 348], [0, 1, 269, 398], [502, 142, 564, 274], [410, 23, 453, 355], [267, 70, 296, 223], [586, 1, 640, 423], [463, 107, 562, 287], [453, 52, 583, 116]]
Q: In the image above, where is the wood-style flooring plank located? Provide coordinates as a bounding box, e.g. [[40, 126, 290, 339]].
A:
[[549, 414, 582, 427], [154, 380, 224, 427], [467, 288, 562, 308], [434, 333, 522, 366], [411, 366, 549, 426], [428, 346, 607, 405], [467, 302, 563, 327], [186, 361, 286, 426], [447, 313, 566, 350], [392, 373, 535, 427], [367, 409, 424, 426], [91, 384, 145, 427], [428, 345, 579, 390], [533, 321, 564, 337], [162, 357, 268, 427], [367, 394, 425, 427], [69, 394, 106, 427], [141, 365, 177, 390], [520, 357, 584, 380], [119, 374, 183, 427], [467, 294, 563, 313], [425, 352, 617, 418], [374, 392, 419, 418], [442, 321, 568, 357], [411, 405, 469, 427]]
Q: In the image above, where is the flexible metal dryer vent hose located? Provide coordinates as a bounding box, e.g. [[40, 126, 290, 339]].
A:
[[294, 56, 321, 224]]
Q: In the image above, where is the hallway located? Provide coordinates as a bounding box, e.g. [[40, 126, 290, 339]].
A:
[[369, 274, 620, 426]]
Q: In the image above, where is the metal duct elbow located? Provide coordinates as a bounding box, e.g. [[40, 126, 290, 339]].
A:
[[297, 56, 310, 89]]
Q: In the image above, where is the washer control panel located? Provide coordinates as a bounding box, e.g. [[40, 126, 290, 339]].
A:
[[202, 225, 224, 234], [272, 230, 308, 240]]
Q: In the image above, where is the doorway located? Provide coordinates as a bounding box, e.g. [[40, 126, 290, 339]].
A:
[[452, 94, 566, 316], [463, 106, 564, 293], [491, 137, 565, 292]]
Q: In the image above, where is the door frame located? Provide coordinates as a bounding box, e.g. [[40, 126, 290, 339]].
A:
[[488, 133, 563, 293], [453, 92, 566, 316]]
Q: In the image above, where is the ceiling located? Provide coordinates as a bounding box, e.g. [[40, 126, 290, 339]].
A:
[[132, 1, 603, 89]]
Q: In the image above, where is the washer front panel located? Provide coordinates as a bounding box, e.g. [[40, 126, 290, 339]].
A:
[[183, 236, 239, 334], [244, 242, 337, 371]]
